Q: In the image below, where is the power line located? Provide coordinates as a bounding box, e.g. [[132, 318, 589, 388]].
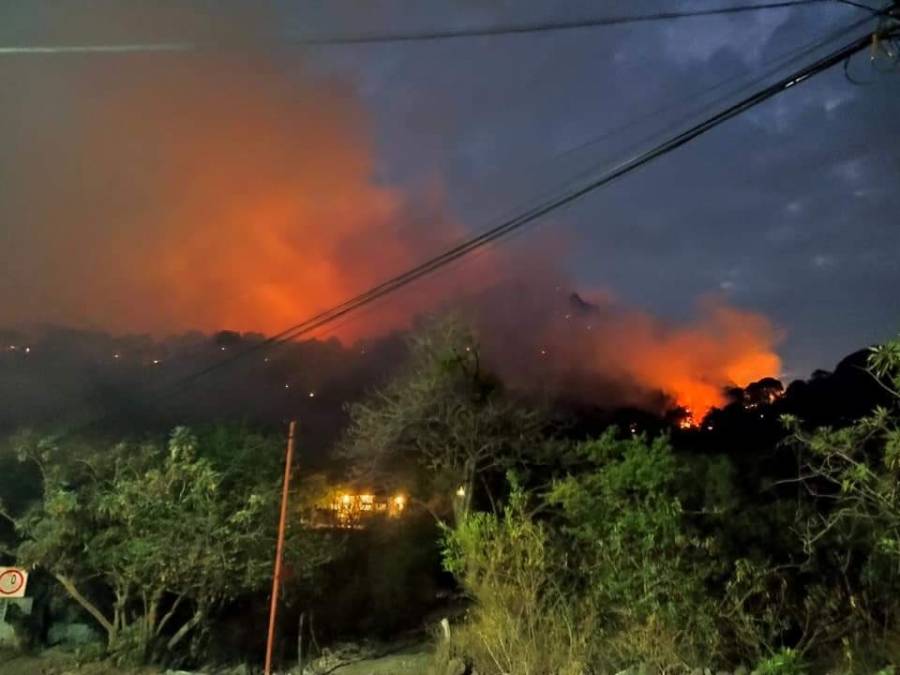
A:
[[457, 10, 879, 238], [138, 17, 891, 411], [0, 0, 862, 56], [290, 0, 847, 45], [246, 11, 881, 350], [834, 0, 880, 11]]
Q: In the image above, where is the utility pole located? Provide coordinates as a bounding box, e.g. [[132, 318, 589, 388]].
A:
[[265, 420, 297, 675]]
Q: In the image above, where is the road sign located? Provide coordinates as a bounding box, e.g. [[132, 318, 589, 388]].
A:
[[0, 568, 28, 598]]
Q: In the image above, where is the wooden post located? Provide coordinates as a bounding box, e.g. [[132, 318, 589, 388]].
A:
[[265, 420, 297, 675]]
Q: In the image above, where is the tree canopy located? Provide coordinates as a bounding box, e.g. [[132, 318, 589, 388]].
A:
[[1, 426, 335, 664]]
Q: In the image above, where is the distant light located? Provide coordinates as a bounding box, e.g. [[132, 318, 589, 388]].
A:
[[540, 348, 547, 356], [341, 494, 352, 506], [586, 325, 593, 331], [113, 353, 121, 359], [7, 345, 15, 351], [394, 495, 406, 509], [706, 425, 714, 431], [308, 391, 316, 398], [564, 313, 572, 320], [284, 383, 290, 389], [220, 346, 227, 351], [24, 347, 30, 354], [152, 359, 160, 365], [455, 486, 466, 498], [264, 357, 270, 363]]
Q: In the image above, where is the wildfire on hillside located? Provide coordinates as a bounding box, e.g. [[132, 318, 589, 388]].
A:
[[1, 37, 782, 420]]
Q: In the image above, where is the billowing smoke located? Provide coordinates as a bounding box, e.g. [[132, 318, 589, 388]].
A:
[[468, 281, 782, 419], [0, 4, 781, 421], [0, 45, 481, 339]]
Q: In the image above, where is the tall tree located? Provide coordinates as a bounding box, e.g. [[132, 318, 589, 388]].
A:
[[340, 317, 546, 523]]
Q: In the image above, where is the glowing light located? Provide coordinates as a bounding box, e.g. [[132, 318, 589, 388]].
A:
[[24, 347, 30, 354], [308, 391, 316, 398], [540, 348, 547, 356], [455, 486, 466, 498], [341, 494, 352, 506], [220, 346, 227, 351], [393, 495, 406, 509], [152, 359, 160, 365], [678, 409, 697, 430], [113, 353, 120, 359]]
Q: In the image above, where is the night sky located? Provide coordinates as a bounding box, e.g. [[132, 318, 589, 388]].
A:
[[1, 0, 898, 379]]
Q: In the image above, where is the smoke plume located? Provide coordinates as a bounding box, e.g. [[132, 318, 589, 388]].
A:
[[469, 283, 782, 419], [0, 5, 781, 419], [1, 47, 485, 338]]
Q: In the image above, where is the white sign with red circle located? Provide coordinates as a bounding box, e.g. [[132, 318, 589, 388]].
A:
[[0, 567, 28, 598]]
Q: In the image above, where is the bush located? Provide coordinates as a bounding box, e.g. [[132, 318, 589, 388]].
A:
[[440, 431, 728, 673], [439, 479, 597, 674], [776, 339, 900, 657], [547, 432, 722, 669], [753, 647, 805, 675]]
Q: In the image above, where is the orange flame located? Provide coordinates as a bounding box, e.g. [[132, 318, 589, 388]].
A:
[[1, 43, 782, 419], [586, 296, 782, 418]]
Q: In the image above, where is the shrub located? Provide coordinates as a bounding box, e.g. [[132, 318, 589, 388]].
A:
[[753, 647, 805, 675], [441, 432, 730, 673], [547, 431, 722, 669], [439, 479, 597, 674]]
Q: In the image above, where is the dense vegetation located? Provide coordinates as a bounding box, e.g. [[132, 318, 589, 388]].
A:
[[1, 427, 338, 666], [2, 319, 899, 673], [434, 332, 900, 674]]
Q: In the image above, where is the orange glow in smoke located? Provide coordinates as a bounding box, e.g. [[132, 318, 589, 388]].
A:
[[597, 298, 782, 420], [512, 294, 784, 421], [1, 45, 782, 420], [1, 53, 484, 340]]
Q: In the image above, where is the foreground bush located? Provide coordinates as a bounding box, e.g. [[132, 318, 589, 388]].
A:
[[440, 481, 598, 674], [440, 435, 723, 674], [438, 337, 900, 673]]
